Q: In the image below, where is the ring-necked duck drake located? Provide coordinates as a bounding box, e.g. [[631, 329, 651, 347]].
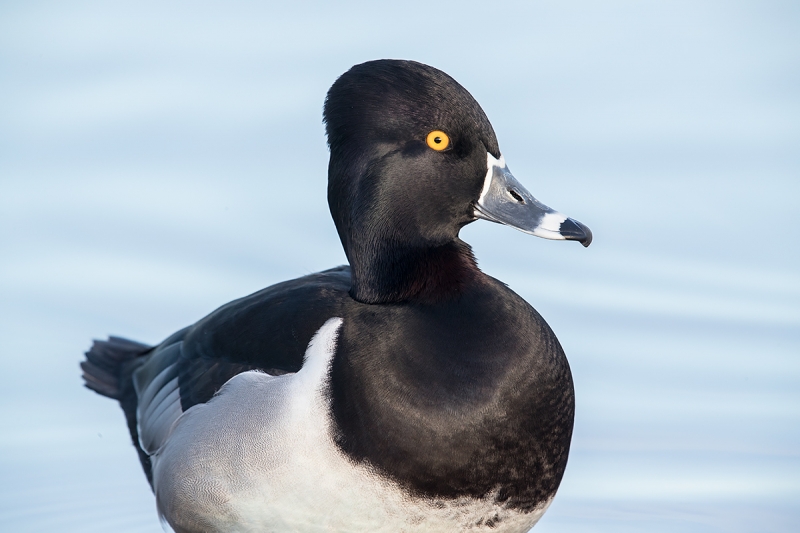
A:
[[82, 59, 591, 533]]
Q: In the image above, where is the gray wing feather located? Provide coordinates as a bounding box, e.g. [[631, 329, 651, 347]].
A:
[[134, 342, 185, 455]]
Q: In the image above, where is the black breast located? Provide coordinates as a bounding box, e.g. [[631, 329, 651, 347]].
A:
[[328, 276, 575, 511]]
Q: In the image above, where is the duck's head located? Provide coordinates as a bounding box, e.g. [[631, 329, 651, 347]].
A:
[[324, 60, 591, 304]]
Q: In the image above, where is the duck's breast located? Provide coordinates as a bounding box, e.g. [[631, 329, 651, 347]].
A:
[[151, 317, 549, 533]]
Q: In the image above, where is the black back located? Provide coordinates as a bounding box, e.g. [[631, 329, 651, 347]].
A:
[[177, 266, 351, 410]]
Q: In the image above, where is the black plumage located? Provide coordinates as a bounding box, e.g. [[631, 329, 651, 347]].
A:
[[81, 59, 589, 529]]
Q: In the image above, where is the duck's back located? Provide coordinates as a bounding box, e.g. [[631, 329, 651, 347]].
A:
[[81, 267, 352, 485]]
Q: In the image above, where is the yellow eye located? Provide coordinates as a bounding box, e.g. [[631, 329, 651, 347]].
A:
[[426, 130, 450, 151]]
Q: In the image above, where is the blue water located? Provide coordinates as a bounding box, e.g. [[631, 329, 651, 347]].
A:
[[1, 1, 798, 531]]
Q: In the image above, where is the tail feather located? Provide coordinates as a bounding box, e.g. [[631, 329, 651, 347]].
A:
[[81, 336, 151, 398], [82, 336, 155, 486]]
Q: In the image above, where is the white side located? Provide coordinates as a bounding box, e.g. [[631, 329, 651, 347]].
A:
[[151, 317, 551, 533]]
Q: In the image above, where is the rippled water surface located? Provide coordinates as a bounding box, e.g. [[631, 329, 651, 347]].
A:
[[1, 1, 798, 531]]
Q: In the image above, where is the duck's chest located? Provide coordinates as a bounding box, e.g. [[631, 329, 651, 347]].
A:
[[151, 319, 552, 533], [329, 295, 575, 511]]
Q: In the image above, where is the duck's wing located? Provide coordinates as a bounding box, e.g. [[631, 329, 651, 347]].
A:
[[83, 266, 351, 484], [177, 265, 351, 410]]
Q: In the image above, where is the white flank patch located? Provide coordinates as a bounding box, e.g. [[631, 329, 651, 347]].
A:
[[150, 317, 550, 533]]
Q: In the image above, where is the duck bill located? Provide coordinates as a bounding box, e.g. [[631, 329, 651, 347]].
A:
[[474, 154, 592, 247]]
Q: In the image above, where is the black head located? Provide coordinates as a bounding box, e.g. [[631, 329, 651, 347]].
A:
[[323, 60, 591, 304], [324, 60, 498, 303]]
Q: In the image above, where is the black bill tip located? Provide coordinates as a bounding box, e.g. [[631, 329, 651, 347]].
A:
[[560, 218, 593, 247]]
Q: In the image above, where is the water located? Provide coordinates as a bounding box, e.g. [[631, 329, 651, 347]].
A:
[[1, 1, 798, 531]]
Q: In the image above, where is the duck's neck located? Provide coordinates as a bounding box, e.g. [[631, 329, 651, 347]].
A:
[[348, 239, 482, 304]]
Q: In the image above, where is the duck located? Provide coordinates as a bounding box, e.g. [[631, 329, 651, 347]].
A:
[[81, 59, 591, 533]]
